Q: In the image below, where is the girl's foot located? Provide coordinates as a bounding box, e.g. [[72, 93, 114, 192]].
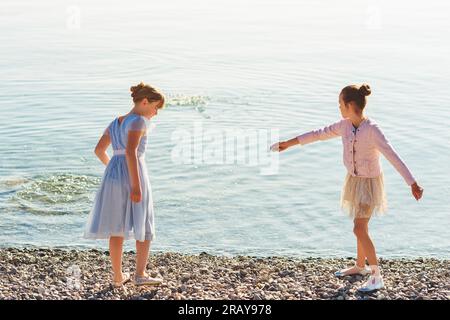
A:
[[112, 272, 131, 288], [335, 264, 372, 277], [133, 272, 163, 286], [358, 275, 384, 293]]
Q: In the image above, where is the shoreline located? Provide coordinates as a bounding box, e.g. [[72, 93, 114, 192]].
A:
[[0, 248, 448, 300]]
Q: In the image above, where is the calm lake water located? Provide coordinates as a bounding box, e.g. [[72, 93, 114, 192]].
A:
[[0, 0, 449, 258]]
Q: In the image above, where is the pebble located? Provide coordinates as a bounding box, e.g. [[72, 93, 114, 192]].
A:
[[180, 273, 191, 283], [0, 248, 447, 300]]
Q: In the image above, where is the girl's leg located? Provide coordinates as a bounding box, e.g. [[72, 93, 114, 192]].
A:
[[135, 240, 151, 277], [355, 215, 369, 267], [356, 238, 367, 268], [109, 236, 125, 282], [335, 220, 369, 276], [354, 211, 384, 291], [353, 217, 379, 272]]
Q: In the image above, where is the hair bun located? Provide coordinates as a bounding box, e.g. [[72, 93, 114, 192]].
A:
[[130, 82, 146, 97], [359, 84, 371, 96]]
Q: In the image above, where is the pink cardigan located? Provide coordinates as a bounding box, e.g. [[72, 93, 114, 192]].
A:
[[296, 118, 416, 186]]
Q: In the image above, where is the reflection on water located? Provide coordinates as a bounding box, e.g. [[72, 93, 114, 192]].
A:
[[10, 174, 100, 215], [0, 0, 449, 257], [167, 94, 210, 118]]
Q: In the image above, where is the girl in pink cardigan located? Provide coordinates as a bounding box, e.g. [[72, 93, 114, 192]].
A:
[[271, 84, 423, 293]]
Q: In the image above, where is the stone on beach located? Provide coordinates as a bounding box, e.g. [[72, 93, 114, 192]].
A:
[[0, 248, 448, 300]]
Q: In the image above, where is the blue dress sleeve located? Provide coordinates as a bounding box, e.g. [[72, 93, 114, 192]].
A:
[[128, 116, 147, 132]]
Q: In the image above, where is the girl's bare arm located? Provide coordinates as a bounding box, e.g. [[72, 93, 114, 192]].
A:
[[271, 137, 300, 152], [126, 130, 144, 202], [94, 134, 111, 165]]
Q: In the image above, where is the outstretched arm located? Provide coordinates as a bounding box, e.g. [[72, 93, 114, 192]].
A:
[[271, 137, 299, 152], [271, 120, 344, 152], [372, 125, 423, 200]]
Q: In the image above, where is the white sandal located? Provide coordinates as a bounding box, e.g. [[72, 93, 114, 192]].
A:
[[358, 275, 384, 293], [112, 272, 131, 288], [335, 264, 372, 277], [133, 273, 163, 286]]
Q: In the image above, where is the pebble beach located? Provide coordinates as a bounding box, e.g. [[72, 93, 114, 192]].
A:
[[0, 248, 448, 300]]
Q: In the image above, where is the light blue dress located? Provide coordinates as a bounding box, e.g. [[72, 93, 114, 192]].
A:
[[83, 113, 155, 242]]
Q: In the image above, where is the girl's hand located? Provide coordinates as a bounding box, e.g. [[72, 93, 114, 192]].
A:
[[130, 185, 142, 203], [411, 182, 423, 201], [270, 141, 290, 152]]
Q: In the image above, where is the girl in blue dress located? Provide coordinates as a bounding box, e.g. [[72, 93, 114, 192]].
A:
[[84, 82, 165, 287]]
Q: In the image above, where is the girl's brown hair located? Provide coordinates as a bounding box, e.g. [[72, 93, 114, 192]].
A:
[[130, 82, 165, 108], [340, 83, 371, 110]]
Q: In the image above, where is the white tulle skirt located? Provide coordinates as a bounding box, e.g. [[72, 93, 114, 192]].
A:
[[340, 172, 387, 219]]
